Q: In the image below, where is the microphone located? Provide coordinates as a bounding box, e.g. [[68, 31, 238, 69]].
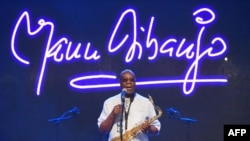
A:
[[121, 88, 127, 99], [69, 106, 80, 115], [166, 107, 180, 116]]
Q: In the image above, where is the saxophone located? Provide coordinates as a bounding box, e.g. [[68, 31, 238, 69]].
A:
[[111, 95, 162, 141]]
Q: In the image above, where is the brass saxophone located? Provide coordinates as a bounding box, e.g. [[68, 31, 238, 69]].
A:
[[111, 95, 162, 141]]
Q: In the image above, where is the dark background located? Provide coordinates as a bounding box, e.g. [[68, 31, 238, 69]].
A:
[[1, 0, 250, 141]]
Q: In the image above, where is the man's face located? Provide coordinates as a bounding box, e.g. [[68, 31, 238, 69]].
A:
[[120, 72, 136, 95]]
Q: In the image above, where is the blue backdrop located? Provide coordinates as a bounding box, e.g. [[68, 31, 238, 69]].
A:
[[0, 0, 249, 141]]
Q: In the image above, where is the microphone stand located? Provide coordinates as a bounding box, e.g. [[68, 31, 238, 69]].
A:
[[120, 98, 125, 141], [48, 106, 80, 141], [48, 106, 80, 124], [179, 117, 197, 141], [166, 107, 197, 141]]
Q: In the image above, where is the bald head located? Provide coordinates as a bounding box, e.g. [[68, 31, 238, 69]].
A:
[[119, 69, 136, 80]]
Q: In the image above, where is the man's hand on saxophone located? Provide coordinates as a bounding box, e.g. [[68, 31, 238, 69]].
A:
[[141, 120, 150, 133], [141, 121, 159, 135]]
